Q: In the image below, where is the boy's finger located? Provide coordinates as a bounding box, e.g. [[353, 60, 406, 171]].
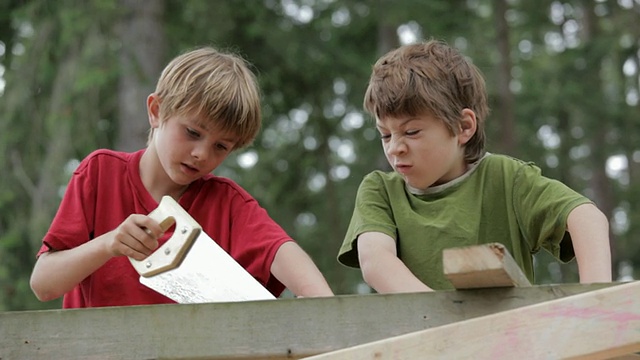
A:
[[122, 236, 152, 258], [138, 216, 165, 239], [131, 227, 158, 253], [127, 248, 149, 261]]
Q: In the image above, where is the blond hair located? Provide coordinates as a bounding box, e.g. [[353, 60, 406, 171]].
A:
[[364, 40, 489, 163], [150, 47, 261, 149]]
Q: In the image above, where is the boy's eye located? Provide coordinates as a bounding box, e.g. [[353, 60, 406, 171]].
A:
[[406, 129, 420, 136], [380, 134, 391, 140], [186, 128, 200, 138], [216, 143, 229, 151]]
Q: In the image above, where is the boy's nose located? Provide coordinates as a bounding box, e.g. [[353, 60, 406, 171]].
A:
[[386, 137, 406, 155], [191, 144, 208, 161]]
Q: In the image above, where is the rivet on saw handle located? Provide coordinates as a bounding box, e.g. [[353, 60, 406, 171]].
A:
[[129, 196, 202, 277]]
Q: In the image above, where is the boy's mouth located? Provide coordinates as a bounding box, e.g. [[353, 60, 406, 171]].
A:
[[181, 163, 199, 175], [394, 163, 412, 174]]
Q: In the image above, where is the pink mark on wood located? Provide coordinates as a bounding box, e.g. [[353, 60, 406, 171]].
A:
[[539, 305, 640, 324], [540, 303, 640, 342]]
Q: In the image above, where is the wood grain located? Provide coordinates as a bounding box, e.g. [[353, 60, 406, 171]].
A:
[[443, 242, 532, 289], [0, 283, 619, 359], [305, 281, 640, 360]]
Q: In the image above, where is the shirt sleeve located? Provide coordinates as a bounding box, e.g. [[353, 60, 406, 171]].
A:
[[512, 162, 592, 262], [38, 158, 96, 256], [337, 172, 397, 268], [227, 190, 292, 296]]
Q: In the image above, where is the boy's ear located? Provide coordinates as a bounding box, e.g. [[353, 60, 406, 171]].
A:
[[147, 93, 161, 128], [458, 108, 477, 145]]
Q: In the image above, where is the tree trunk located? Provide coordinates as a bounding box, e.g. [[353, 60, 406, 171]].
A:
[[115, 0, 166, 152], [27, 25, 79, 248], [493, 0, 516, 156], [374, 19, 398, 172]]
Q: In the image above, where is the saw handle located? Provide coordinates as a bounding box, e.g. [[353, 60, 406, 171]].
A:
[[129, 196, 202, 277]]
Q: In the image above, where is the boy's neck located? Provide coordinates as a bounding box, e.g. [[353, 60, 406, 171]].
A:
[[406, 153, 489, 195], [139, 148, 189, 203]]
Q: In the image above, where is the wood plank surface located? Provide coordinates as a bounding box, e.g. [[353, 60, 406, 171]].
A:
[[304, 281, 640, 360], [0, 283, 619, 360], [443, 242, 532, 289]]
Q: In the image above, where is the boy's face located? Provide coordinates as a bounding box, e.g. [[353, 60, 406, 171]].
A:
[[376, 113, 471, 190], [150, 109, 238, 186]]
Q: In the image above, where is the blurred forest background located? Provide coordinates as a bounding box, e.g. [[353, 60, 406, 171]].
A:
[[0, 0, 638, 311]]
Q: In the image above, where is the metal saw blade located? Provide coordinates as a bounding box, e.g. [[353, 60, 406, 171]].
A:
[[140, 231, 276, 303]]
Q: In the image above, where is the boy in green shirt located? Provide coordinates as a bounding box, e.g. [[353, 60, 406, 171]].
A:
[[337, 40, 612, 292]]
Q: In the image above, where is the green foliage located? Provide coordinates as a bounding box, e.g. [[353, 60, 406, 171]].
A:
[[0, 0, 120, 310]]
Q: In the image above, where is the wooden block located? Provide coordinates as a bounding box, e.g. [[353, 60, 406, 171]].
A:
[[443, 242, 531, 289], [304, 281, 640, 360]]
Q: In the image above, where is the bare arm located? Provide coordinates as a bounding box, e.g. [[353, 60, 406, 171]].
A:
[[270, 241, 333, 297], [357, 231, 433, 293], [30, 214, 164, 302], [567, 203, 612, 283]]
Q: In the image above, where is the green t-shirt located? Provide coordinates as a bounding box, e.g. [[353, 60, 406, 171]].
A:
[[337, 153, 591, 290]]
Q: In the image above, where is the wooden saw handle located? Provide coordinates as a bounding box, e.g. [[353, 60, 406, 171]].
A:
[[128, 196, 202, 277]]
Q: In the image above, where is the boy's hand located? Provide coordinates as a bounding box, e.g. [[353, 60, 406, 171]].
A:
[[107, 214, 164, 260]]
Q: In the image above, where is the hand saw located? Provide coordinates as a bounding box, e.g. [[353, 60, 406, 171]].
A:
[[128, 196, 276, 303]]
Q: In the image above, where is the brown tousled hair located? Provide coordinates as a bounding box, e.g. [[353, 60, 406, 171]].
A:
[[364, 40, 489, 163]]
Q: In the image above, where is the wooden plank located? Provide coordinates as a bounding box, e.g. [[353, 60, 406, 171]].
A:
[[0, 283, 618, 360], [444, 242, 532, 289], [304, 281, 640, 360]]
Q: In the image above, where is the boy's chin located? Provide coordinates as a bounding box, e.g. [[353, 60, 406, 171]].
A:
[[404, 179, 428, 191], [167, 172, 196, 187]]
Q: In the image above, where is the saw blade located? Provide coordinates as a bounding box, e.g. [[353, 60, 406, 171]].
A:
[[139, 231, 276, 303]]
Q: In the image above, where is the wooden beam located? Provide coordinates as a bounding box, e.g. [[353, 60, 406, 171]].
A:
[[443, 242, 531, 289], [304, 281, 640, 360], [0, 283, 618, 360]]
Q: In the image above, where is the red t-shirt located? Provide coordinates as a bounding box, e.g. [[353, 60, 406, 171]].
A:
[[38, 149, 290, 308]]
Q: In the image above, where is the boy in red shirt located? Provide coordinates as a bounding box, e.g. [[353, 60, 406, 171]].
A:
[[30, 47, 333, 307]]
